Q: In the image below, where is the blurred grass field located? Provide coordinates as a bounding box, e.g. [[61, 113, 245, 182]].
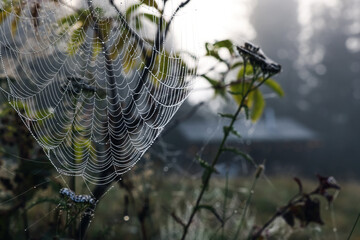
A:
[[76, 169, 360, 240]]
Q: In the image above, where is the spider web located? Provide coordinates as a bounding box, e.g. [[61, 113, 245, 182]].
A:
[[0, 0, 196, 185]]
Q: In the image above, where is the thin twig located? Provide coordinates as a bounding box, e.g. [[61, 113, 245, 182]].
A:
[[180, 67, 267, 240], [233, 165, 262, 240], [221, 173, 229, 239], [347, 213, 360, 240], [163, 0, 191, 39], [330, 201, 339, 240], [108, 0, 147, 58]]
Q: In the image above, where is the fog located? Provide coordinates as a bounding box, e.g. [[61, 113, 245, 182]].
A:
[[171, 0, 360, 179]]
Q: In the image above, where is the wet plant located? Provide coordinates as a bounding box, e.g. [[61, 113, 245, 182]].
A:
[[0, 1, 346, 239], [251, 174, 341, 239], [174, 40, 284, 240]]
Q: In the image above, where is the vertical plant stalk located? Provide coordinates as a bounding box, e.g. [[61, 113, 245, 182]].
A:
[[233, 165, 263, 240], [221, 174, 229, 239], [330, 201, 339, 240], [180, 66, 271, 240], [22, 206, 30, 240], [347, 213, 360, 240]]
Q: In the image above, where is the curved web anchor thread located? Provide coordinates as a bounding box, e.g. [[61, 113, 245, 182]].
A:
[[0, 0, 196, 185]]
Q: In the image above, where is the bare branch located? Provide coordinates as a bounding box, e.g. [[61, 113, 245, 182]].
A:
[[164, 0, 191, 39]]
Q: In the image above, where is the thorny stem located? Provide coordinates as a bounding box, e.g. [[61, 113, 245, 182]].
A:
[[180, 67, 271, 240]]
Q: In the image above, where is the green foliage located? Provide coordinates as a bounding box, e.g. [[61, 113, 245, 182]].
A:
[[196, 155, 219, 187], [223, 126, 241, 138], [264, 78, 285, 97], [0, 5, 11, 25], [237, 64, 254, 79], [222, 147, 255, 165], [201, 39, 284, 122], [218, 113, 235, 119], [125, 3, 142, 21], [143, 13, 167, 29], [1, 3, 341, 240], [251, 89, 265, 121], [195, 205, 224, 225]]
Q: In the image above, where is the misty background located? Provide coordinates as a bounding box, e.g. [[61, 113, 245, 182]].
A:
[[162, 0, 360, 180]]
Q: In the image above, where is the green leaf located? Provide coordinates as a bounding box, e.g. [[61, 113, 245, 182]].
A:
[[73, 135, 93, 163], [135, 15, 143, 29], [213, 39, 234, 54], [223, 126, 241, 138], [229, 83, 251, 105], [205, 42, 224, 63], [230, 128, 241, 138], [67, 24, 87, 55], [196, 155, 219, 187], [94, 7, 105, 17], [58, 11, 81, 26], [143, 13, 166, 29], [196, 205, 224, 225], [237, 65, 253, 79], [10, 6, 22, 37], [142, 0, 159, 11], [126, 3, 142, 21], [218, 113, 234, 119], [58, 9, 90, 34], [0, 5, 11, 25], [251, 89, 265, 122], [243, 105, 250, 120], [197, 156, 218, 173], [264, 78, 284, 97], [201, 74, 219, 87], [231, 61, 243, 69], [222, 147, 255, 165], [201, 74, 226, 97]]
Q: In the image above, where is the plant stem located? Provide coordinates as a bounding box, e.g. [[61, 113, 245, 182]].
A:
[[23, 207, 30, 240], [221, 173, 229, 239], [233, 166, 262, 240], [347, 213, 360, 240], [330, 202, 339, 240], [180, 60, 274, 240], [180, 88, 250, 240], [250, 193, 305, 239]]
